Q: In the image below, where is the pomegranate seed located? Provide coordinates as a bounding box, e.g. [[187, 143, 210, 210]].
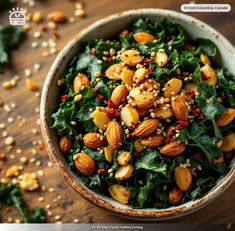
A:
[[178, 120, 189, 127], [92, 87, 99, 93], [90, 49, 96, 55], [97, 169, 105, 174], [97, 94, 104, 100], [108, 99, 116, 108], [165, 137, 171, 143], [61, 95, 68, 100]]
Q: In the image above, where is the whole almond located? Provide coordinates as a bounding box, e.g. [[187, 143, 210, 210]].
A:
[[134, 119, 159, 138], [73, 73, 89, 94], [168, 187, 183, 203], [105, 64, 125, 80], [155, 50, 169, 67], [59, 135, 72, 154], [216, 108, 235, 126], [120, 50, 143, 66], [73, 152, 96, 176], [133, 92, 156, 110], [26, 79, 39, 91], [141, 134, 165, 147], [171, 95, 189, 121], [220, 133, 235, 152], [120, 105, 139, 128], [133, 32, 156, 44], [48, 11, 66, 23], [83, 132, 106, 149], [106, 120, 123, 149], [164, 78, 182, 98], [111, 85, 128, 106], [108, 184, 130, 205], [200, 64, 217, 85], [174, 166, 192, 191], [160, 141, 186, 156]]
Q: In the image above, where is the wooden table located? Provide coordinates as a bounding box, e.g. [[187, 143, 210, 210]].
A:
[[0, 0, 234, 224]]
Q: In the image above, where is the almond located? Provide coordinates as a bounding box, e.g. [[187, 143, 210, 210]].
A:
[[133, 67, 148, 83], [26, 79, 39, 91], [48, 11, 66, 23], [83, 133, 106, 149], [121, 69, 134, 86], [106, 120, 123, 149], [200, 64, 217, 85], [120, 105, 139, 128], [174, 166, 192, 191], [120, 50, 143, 66], [141, 134, 165, 147], [59, 135, 72, 154], [73, 73, 89, 94], [155, 50, 169, 67], [171, 95, 189, 121], [115, 164, 134, 180], [134, 139, 144, 152], [117, 151, 131, 165], [105, 63, 126, 80], [133, 92, 156, 109], [104, 145, 114, 163], [200, 54, 211, 66], [216, 108, 235, 126], [160, 141, 186, 156], [90, 108, 111, 130], [168, 187, 183, 203], [73, 152, 96, 176], [220, 133, 235, 152], [108, 184, 130, 205], [164, 78, 182, 98], [111, 85, 128, 106], [134, 119, 159, 138], [153, 104, 173, 119], [133, 32, 156, 44]]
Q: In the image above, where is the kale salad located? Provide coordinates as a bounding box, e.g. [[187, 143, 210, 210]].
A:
[[51, 18, 235, 209]]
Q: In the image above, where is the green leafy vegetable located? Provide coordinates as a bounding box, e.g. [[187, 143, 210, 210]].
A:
[[178, 122, 222, 162], [0, 25, 25, 73], [0, 183, 46, 223]]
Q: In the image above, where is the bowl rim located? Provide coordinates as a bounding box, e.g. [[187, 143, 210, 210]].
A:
[[40, 8, 235, 220]]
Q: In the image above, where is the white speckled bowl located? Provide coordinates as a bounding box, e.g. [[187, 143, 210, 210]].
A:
[[40, 9, 235, 220]]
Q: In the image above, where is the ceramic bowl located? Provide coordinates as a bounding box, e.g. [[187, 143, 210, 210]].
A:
[[40, 9, 235, 220]]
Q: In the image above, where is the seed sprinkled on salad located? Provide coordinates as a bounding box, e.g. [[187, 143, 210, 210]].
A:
[[51, 18, 235, 208]]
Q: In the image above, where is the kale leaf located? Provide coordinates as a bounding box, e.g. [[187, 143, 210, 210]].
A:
[[216, 68, 235, 108], [178, 122, 222, 162], [135, 149, 167, 174], [0, 25, 25, 73], [196, 79, 225, 139], [0, 183, 46, 223], [194, 38, 217, 58]]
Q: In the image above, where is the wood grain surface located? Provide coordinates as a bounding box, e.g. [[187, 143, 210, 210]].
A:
[[0, 0, 234, 224]]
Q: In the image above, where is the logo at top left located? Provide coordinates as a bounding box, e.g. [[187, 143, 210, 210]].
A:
[[9, 7, 26, 25]]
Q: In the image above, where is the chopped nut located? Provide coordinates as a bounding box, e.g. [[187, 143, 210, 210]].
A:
[[5, 165, 21, 177], [19, 173, 39, 191], [26, 79, 39, 91]]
